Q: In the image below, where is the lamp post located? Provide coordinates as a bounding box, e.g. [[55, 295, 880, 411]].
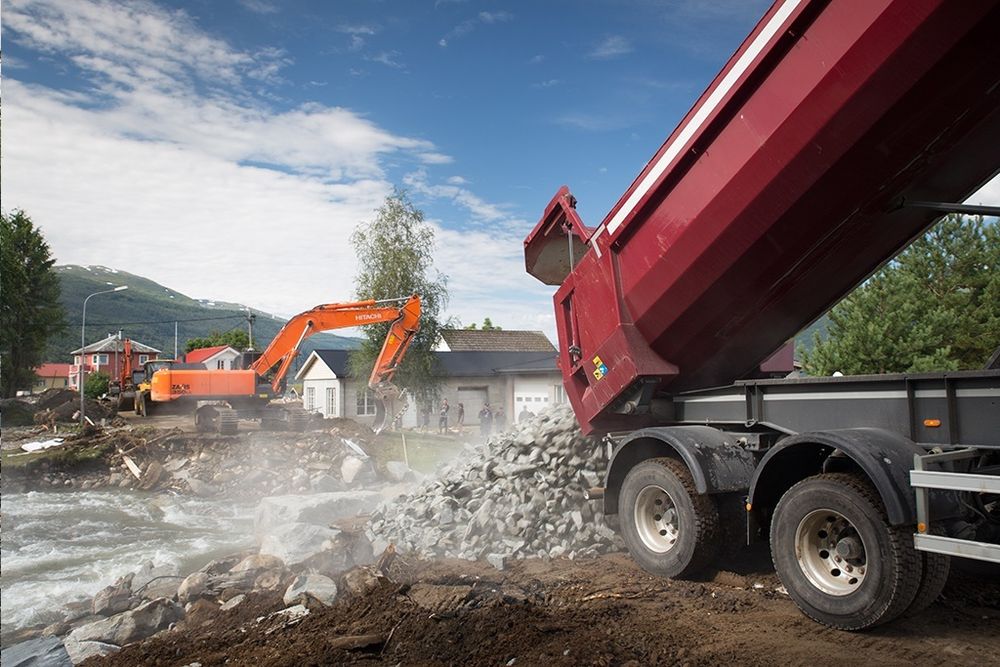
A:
[[80, 286, 128, 424]]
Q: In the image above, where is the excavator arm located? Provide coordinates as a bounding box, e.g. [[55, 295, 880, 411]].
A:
[[249, 294, 422, 406]]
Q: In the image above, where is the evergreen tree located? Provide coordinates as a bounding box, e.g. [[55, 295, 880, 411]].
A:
[[801, 215, 1000, 375], [1, 210, 67, 396], [348, 190, 449, 404]]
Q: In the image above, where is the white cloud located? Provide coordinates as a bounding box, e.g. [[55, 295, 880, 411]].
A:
[[532, 79, 563, 89], [2, 0, 557, 339], [439, 10, 513, 47], [589, 35, 633, 60], [239, 0, 278, 14], [366, 51, 406, 70]]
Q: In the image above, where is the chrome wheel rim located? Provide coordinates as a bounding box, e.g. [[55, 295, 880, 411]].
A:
[[794, 509, 868, 596], [634, 485, 680, 553]]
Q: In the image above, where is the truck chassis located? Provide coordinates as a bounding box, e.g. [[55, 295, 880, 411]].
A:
[[599, 370, 999, 629]]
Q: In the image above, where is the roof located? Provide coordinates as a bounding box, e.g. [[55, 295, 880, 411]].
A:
[[436, 351, 557, 376], [438, 329, 555, 352], [72, 335, 161, 355], [36, 363, 72, 377], [186, 345, 239, 364], [297, 349, 557, 380], [295, 349, 351, 380]]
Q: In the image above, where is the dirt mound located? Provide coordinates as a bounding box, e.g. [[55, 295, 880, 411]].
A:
[[0, 398, 35, 426], [28, 388, 115, 424], [89, 554, 1000, 667]]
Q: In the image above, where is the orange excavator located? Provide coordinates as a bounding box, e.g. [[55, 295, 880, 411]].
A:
[[134, 295, 421, 434]]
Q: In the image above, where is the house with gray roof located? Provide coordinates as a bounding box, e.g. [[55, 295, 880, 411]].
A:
[[294, 341, 563, 433]]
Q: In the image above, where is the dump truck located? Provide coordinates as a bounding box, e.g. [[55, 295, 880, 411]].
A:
[[524, 0, 999, 630], [134, 295, 421, 434]]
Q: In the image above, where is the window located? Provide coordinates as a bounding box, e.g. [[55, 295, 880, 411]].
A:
[[138, 354, 149, 365], [217, 359, 226, 369], [92, 354, 108, 365], [356, 388, 377, 416], [325, 386, 337, 417], [554, 384, 566, 404], [305, 386, 316, 411], [74, 356, 81, 365]]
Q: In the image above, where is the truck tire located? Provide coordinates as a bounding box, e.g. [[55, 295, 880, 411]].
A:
[[770, 473, 922, 630], [618, 457, 720, 579], [904, 551, 950, 616]]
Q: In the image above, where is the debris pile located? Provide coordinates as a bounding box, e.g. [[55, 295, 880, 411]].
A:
[[367, 404, 622, 566], [30, 388, 116, 424]]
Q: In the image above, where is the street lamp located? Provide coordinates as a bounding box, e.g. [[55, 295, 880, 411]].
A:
[[80, 285, 128, 424]]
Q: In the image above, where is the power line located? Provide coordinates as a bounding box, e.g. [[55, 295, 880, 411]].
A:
[[85, 314, 246, 326]]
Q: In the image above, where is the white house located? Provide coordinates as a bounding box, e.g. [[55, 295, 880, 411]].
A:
[[296, 339, 564, 432], [185, 345, 242, 370]]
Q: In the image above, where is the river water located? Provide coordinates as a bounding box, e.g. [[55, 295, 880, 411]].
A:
[[1, 490, 254, 639]]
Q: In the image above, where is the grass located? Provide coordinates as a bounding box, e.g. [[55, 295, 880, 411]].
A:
[[370, 430, 469, 474]]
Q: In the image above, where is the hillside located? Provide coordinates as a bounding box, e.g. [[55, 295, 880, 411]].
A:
[[47, 266, 360, 364]]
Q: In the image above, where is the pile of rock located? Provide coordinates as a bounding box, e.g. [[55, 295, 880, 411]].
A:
[[367, 404, 622, 567]]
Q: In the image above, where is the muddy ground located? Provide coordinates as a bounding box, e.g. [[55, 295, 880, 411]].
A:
[[91, 552, 999, 667]]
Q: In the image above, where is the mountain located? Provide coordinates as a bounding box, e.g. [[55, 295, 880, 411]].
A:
[[48, 265, 360, 366]]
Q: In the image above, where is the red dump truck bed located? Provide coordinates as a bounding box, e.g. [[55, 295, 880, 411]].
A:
[[525, 0, 1000, 435]]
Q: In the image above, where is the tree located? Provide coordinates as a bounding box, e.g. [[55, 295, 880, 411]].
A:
[[0, 210, 67, 397], [801, 215, 1000, 375], [185, 329, 250, 353], [84, 371, 110, 399], [464, 317, 502, 331], [348, 190, 449, 405]]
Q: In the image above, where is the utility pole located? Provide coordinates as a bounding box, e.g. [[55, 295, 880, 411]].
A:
[[246, 307, 256, 350], [174, 321, 178, 360]]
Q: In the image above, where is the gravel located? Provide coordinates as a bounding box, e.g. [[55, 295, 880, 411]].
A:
[[367, 404, 623, 564]]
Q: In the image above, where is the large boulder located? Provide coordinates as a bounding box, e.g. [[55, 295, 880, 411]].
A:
[[258, 522, 342, 566], [61, 638, 119, 665], [253, 491, 381, 540], [0, 636, 72, 667], [283, 574, 338, 606], [67, 598, 182, 647]]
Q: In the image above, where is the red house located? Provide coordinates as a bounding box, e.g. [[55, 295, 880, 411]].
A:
[[70, 335, 161, 389]]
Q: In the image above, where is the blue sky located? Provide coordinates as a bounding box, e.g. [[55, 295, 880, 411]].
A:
[[5, 0, 995, 341]]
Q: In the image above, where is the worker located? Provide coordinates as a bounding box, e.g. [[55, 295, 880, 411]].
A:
[[494, 406, 506, 432], [456, 402, 465, 432], [518, 406, 533, 423], [439, 398, 449, 433], [478, 403, 492, 437]]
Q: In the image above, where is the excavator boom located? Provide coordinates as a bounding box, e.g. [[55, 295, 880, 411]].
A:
[[249, 295, 422, 396]]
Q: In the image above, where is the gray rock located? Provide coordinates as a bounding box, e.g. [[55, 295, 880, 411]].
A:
[[229, 553, 285, 573], [283, 574, 338, 606], [62, 638, 119, 665], [177, 572, 209, 603], [67, 598, 182, 647], [310, 473, 342, 493], [384, 460, 411, 483], [259, 522, 342, 566], [219, 594, 246, 611], [186, 478, 219, 497], [1, 636, 72, 667], [340, 455, 365, 484], [91, 583, 132, 617], [486, 553, 506, 570], [254, 491, 381, 539]]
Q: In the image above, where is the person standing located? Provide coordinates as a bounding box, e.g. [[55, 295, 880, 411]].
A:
[[439, 398, 450, 433], [494, 406, 506, 432], [456, 402, 465, 432], [479, 402, 492, 437]]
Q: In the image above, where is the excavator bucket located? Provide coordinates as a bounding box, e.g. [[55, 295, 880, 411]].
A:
[[372, 385, 408, 435]]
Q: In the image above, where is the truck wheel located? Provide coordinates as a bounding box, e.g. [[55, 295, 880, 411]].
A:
[[619, 457, 720, 578], [904, 552, 950, 616], [770, 473, 922, 630]]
